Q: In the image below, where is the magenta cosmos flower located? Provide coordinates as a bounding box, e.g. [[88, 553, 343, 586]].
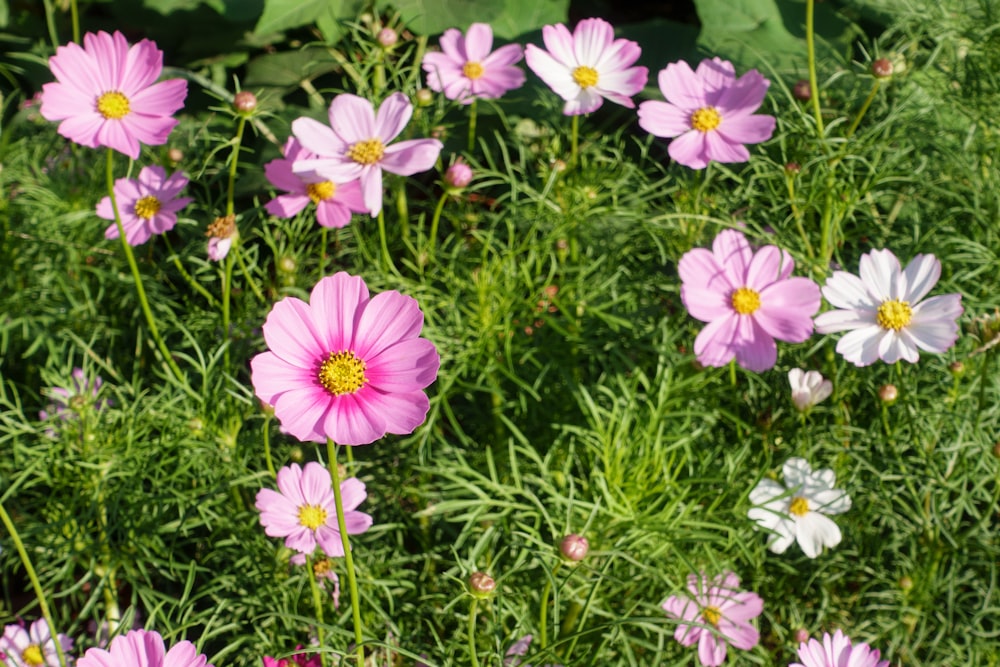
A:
[[423, 23, 525, 104], [524, 18, 647, 116], [96, 165, 191, 246], [290, 93, 443, 216], [662, 571, 762, 667], [250, 271, 440, 445], [77, 629, 209, 667], [255, 462, 373, 556], [813, 249, 962, 366], [264, 137, 367, 228], [0, 619, 74, 667], [679, 229, 821, 372], [791, 630, 889, 667], [40, 31, 187, 160], [638, 58, 775, 169]]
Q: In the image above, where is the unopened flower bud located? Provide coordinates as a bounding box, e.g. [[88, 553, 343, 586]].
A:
[[899, 575, 914, 591], [289, 446, 304, 462], [793, 628, 809, 644], [431, 125, 447, 140], [415, 88, 434, 107], [872, 58, 893, 78], [278, 255, 297, 273], [233, 91, 258, 114], [377, 28, 398, 48], [444, 159, 472, 189], [948, 361, 965, 376], [879, 384, 898, 404], [167, 148, 184, 163], [468, 571, 496, 598], [784, 161, 801, 175], [793, 79, 812, 101], [559, 534, 589, 562]]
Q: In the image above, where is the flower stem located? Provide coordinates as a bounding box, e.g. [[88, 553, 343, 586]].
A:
[[785, 170, 815, 259], [222, 115, 247, 375], [161, 235, 220, 307], [69, 0, 80, 44], [376, 208, 398, 276], [105, 149, 185, 385], [320, 227, 328, 282], [570, 114, 580, 169], [427, 191, 449, 261], [0, 501, 69, 667], [467, 598, 480, 667], [539, 562, 561, 649], [805, 0, 825, 137], [306, 554, 328, 667], [327, 440, 366, 667], [845, 79, 881, 139], [468, 98, 478, 154], [262, 414, 276, 478], [234, 243, 266, 304]]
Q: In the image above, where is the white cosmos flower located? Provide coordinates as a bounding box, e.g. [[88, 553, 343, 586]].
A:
[[788, 369, 832, 412], [748, 458, 850, 558], [813, 249, 962, 367]]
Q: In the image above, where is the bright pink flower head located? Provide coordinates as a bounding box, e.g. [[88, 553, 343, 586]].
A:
[[250, 272, 440, 445], [638, 57, 775, 169], [422, 23, 526, 104], [255, 462, 373, 556], [96, 165, 191, 246], [40, 31, 187, 160], [264, 137, 367, 229], [77, 629, 209, 667], [524, 17, 648, 116], [661, 571, 762, 667], [262, 646, 322, 667], [290, 93, 443, 216], [679, 229, 821, 372], [791, 630, 890, 667], [0, 619, 74, 667]]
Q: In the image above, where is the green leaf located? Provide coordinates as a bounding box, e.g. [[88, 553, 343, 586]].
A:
[[0, 0, 8, 29], [381, 0, 569, 40], [244, 46, 341, 88], [142, 0, 225, 14], [253, 0, 332, 37]]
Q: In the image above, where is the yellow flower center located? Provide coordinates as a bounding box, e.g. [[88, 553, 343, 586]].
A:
[[97, 91, 131, 119], [731, 287, 761, 315], [314, 558, 332, 576], [690, 106, 722, 132], [346, 138, 385, 165], [22, 645, 45, 667], [297, 504, 327, 530], [307, 181, 336, 203], [876, 299, 913, 331], [701, 606, 722, 627], [789, 496, 810, 517], [206, 214, 236, 239], [318, 350, 368, 396], [571, 65, 599, 89], [133, 195, 162, 220], [463, 61, 485, 80]]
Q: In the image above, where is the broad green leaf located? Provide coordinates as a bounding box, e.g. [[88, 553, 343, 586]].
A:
[[142, 0, 225, 14], [381, 0, 569, 40], [315, 0, 367, 45], [245, 47, 341, 88], [253, 0, 332, 37]]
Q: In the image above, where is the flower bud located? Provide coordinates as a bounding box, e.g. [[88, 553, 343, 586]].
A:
[[278, 255, 297, 274], [899, 575, 914, 591], [444, 159, 473, 189], [793, 79, 811, 101], [167, 148, 184, 164], [879, 383, 898, 404], [559, 534, 589, 562], [948, 361, 965, 376], [377, 28, 398, 48], [793, 628, 809, 644], [468, 571, 496, 598], [233, 91, 258, 114], [415, 88, 434, 107], [871, 58, 893, 78], [784, 161, 801, 175]]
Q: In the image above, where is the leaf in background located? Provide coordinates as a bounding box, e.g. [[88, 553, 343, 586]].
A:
[[245, 47, 341, 88], [0, 0, 8, 29], [253, 0, 331, 37], [381, 0, 569, 39], [315, 0, 367, 45], [142, 0, 226, 14]]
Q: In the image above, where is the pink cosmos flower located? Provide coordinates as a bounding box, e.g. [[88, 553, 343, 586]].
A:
[[813, 249, 963, 366], [96, 165, 191, 246], [788, 369, 832, 412], [262, 646, 321, 667], [503, 635, 563, 667], [255, 462, 373, 556], [791, 630, 890, 667], [39, 367, 111, 433], [290, 93, 443, 216], [264, 137, 367, 228], [40, 30, 187, 160], [638, 58, 775, 169], [524, 17, 648, 116], [679, 229, 821, 372], [0, 619, 74, 667], [77, 629, 209, 667], [205, 215, 237, 262], [443, 157, 473, 189], [661, 571, 762, 667], [250, 271, 440, 445], [422, 23, 525, 104]]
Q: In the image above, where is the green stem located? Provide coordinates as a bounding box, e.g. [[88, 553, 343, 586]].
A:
[[0, 501, 69, 667], [539, 562, 562, 649], [306, 554, 328, 667], [327, 440, 366, 667], [845, 79, 881, 139], [805, 0, 825, 137], [262, 414, 276, 478], [161, 235, 220, 307], [467, 598, 480, 667], [222, 249, 234, 373], [467, 98, 478, 154], [69, 0, 80, 44], [570, 114, 579, 169], [427, 192, 448, 260], [785, 171, 815, 259], [376, 208, 398, 276], [105, 149, 185, 384], [320, 227, 328, 282], [234, 243, 266, 304], [41, 0, 60, 51], [222, 115, 247, 374]]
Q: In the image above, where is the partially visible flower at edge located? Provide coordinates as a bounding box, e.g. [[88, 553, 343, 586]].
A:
[[791, 629, 890, 667], [0, 619, 75, 667], [503, 635, 564, 667], [262, 645, 322, 667], [206, 214, 238, 261], [96, 165, 192, 246], [422, 22, 526, 104], [77, 629, 209, 667], [788, 369, 832, 412], [289, 553, 340, 608]]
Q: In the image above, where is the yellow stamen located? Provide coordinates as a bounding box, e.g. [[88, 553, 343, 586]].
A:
[[571, 65, 599, 89], [307, 181, 336, 203], [314, 558, 332, 576], [318, 350, 368, 396], [297, 504, 327, 530], [789, 496, 809, 516], [690, 106, 722, 132], [22, 644, 45, 667], [97, 91, 130, 119], [463, 61, 485, 80], [731, 287, 761, 315], [701, 606, 722, 627], [876, 299, 913, 331], [133, 195, 162, 220], [346, 138, 385, 165], [206, 214, 236, 239]]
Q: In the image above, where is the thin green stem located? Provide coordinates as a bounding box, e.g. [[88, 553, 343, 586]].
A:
[[805, 0, 825, 137], [222, 249, 234, 373], [161, 235, 220, 307], [327, 440, 366, 667], [427, 192, 449, 260], [467, 598, 480, 667], [320, 227, 328, 282], [227, 117, 246, 217], [234, 244, 266, 304], [785, 172, 815, 259], [376, 208, 398, 276], [306, 554, 328, 667], [41, 0, 60, 51], [262, 415, 276, 478], [845, 80, 881, 139], [0, 501, 69, 667], [69, 0, 80, 44], [539, 562, 562, 649], [570, 114, 579, 169], [221, 116, 248, 374], [467, 98, 478, 154]]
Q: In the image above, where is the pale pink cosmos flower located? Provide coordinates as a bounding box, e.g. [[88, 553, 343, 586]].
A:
[[39, 367, 111, 431], [40, 30, 187, 160], [813, 249, 963, 366], [503, 635, 563, 667], [661, 571, 762, 667], [250, 272, 440, 445], [443, 157, 473, 189], [290, 93, 443, 216], [96, 165, 191, 246], [0, 619, 74, 667], [422, 23, 526, 104], [791, 630, 890, 667], [264, 137, 367, 228], [77, 629, 208, 667], [256, 462, 372, 557], [262, 646, 321, 667], [788, 369, 832, 412], [679, 229, 821, 372], [524, 18, 648, 116], [638, 58, 775, 169]]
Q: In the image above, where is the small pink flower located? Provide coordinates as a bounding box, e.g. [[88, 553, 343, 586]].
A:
[[262, 646, 321, 667], [791, 630, 889, 667], [0, 619, 74, 667], [264, 137, 367, 228], [250, 272, 440, 445], [638, 57, 775, 169], [291, 93, 443, 216], [40, 31, 187, 159], [422, 23, 525, 104], [678, 229, 821, 372], [661, 571, 762, 667], [788, 369, 832, 412], [255, 462, 372, 556], [96, 165, 191, 246], [443, 158, 473, 189], [524, 18, 648, 116], [205, 215, 237, 262], [39, 367, 111, 428], [77, 629, 208, 667]]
